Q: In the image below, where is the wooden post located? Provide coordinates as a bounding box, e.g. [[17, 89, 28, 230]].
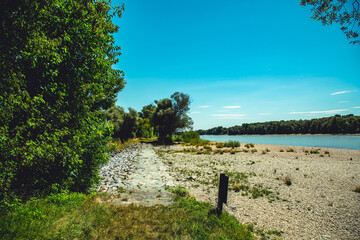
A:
[[217, 173, 229, 215]]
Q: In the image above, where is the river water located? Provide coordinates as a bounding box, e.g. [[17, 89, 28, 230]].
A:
[[200, 135, 360, 150]]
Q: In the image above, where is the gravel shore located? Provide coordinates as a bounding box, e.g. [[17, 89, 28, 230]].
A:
[[155, 143, 360, 240]]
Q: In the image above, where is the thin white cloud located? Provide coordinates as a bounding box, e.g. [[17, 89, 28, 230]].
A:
[[198, 105, 210, 108], [258, 113, 272, 116], [331, 90, 352, 95], [289, 109, 349, 114], [190, 111, 201, 114], [353, 106, 360, 109], [210, 114, 247, 119], [223, 106, 241, 109]]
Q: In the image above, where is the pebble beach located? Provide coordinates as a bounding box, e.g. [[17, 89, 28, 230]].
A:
[[98, 142, 360, 239]]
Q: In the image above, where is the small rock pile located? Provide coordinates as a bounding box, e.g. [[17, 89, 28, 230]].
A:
[[98, 144, 142, 193]]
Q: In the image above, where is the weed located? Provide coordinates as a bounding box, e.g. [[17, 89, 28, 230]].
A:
[[224, 140, 241, 148], [216, 143, 224, 148], [286, 148, 295, 152], [310, 149, 320, 154], [324, 151, 330, 154], [284, 176, 292, 186], [354, 186, 360, 193], [251, 149, 257, 153], [168, 186, 189, 199], [203, 145, 212, 150], [279, 149, 284, 152]]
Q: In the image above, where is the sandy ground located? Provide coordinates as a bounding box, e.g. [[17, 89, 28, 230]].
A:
[[154, 143, 360, 240]]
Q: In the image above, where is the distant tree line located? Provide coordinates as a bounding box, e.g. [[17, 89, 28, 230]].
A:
[[104, 92, 193, 144], [197, 115, 360, 135]]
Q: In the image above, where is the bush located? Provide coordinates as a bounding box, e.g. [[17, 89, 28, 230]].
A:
[[224, 140, 241, 148], [216, 142, 224, 148], [181, 131, 200, 143]]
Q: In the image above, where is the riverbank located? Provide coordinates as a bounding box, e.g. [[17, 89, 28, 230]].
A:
[[155, 143, 360, 239], [200, 134, 360, 150]]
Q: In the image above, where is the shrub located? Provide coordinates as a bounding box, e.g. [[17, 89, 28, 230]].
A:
[[181, 131, 200, 143], [173, 135, 183, 142], [251, 149, 257, 153], [224, 141, 240, 148], [230, 149, 236, 154], [244, 144, 250, 148], [203, 145, 212, 150], [310, 149, 320, 154], [286, 148, 295, 152], [280, 149, 284, 152], [354, 186, 360, 193], [216, 143, 224, 148]]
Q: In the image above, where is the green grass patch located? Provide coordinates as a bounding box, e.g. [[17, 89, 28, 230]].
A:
[[0, 192, 254, 240], [224, 140, 241, 148]]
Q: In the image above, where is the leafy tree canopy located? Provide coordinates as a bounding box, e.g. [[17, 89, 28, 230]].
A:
[[0, 0, 125, 202], [300, 0, 360, 44], [152, 92, 193, 143]]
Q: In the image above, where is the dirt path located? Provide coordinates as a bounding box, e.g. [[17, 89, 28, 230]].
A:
[[110, 143, 176, 206]]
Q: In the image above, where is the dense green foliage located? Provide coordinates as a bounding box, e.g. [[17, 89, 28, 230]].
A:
[[152, 92, 193, 143], [198, 115, 360, 135], [0, 192, 255, 240], [300, 0, 360, 44], [0, 0, 124, 203], [181, 131, 200, 143], [104, 106, 139, 140]]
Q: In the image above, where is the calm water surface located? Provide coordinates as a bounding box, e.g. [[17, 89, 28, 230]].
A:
[[200, 135, 360, 150]]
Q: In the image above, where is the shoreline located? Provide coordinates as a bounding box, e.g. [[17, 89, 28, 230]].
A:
[[199, 134, 360, 150]]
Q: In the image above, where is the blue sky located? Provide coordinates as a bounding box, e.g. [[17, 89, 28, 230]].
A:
[[112, 0, 360, 130]]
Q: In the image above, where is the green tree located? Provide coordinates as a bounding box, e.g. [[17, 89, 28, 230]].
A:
[[152, 92, 193, 143], [300, 0, 360, 44], [138, 104, 156, 119], [0, 0, 125, 202], [104, 106, 139, 141]]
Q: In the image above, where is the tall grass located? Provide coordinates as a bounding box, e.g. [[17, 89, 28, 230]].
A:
[[0, 192, 254, 240]]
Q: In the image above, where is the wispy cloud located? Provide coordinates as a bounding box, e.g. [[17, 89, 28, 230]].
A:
[[353, 106, 360, 109], [330, 90, 353, 95], [258, 113, 272, 116], [198, 105, 210, 108], [289, 109, 349, 114], [210, 114, 247, 119], [190, 111, 201, 114], [223, 106, 241, 109]]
